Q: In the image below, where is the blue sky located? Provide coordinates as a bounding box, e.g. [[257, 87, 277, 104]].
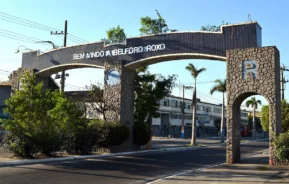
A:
[[1, 0, 289, 110]]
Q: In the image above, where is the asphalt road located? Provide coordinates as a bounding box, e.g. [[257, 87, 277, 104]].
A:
[[0, 140, 268, 184]]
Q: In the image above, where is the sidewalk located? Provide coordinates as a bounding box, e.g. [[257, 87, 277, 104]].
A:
[[151, 136, 267, 149], [150, 153, 289, 184]]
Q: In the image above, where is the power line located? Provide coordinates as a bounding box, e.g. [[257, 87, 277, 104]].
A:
[[0, 29, 42, 42], [68, 34, 88, 43], [0, 11, 88, 43], [67, 35, 83, 44], [0, 12, 61, 31], [0, 69, 12, 74], [0, 33, 35, 43]]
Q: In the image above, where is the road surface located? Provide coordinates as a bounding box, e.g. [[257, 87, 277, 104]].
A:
[[0, 140, 268, 184]]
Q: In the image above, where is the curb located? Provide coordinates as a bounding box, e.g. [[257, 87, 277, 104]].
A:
[[0, 138, 268, 167], [0, 145, 202, 167]]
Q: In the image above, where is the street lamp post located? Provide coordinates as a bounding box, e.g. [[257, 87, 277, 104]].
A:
[[14, 45, 32, 53]]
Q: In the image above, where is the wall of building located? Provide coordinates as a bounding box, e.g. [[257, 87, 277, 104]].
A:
[[0, 86, 11, 106], [0, 85, 11, 119], [152, 95, 249, 137]]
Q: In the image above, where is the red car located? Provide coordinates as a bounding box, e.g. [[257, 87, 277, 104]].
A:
[[241, 125, 252, 137]]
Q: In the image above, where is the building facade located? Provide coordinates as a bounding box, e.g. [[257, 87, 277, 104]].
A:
[[152, 95, 249, 137]]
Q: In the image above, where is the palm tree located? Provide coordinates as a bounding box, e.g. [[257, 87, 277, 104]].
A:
[[246, 97, 262, 139], [210, 79, 226, 143], [186, 63, 206, 145]]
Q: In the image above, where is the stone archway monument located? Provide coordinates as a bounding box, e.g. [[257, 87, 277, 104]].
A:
[[226, 46, 281, 165], [21, 21, 282, 155]]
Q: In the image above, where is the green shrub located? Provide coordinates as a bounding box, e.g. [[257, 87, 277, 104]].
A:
[[62, 121, 100, 155], [133, 121, 151, 145], [89, 119, 130, 147], [273, 132, 289, 163], [2, 132, 38, 157], [2, 71, 85, 157]]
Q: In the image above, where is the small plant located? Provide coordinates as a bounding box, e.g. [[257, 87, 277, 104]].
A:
[[273, 132, 289, 163]]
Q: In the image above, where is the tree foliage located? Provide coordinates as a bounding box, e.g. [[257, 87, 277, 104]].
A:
[[246, 97, 262, 109], [139, 10, 177, 35], [133, 66, 177, 145], [2, 71, 85, 156], [185, 63, 206, 80], [261, 105, 269, 132], [200, 21, 230, 32], [134, 66, 177, 122], [261, 100, 289, 132], [107, 25, 126, 42], [210, 79, 226, 94], [273, 132, 289, 163], [102, 25, 126, 44]]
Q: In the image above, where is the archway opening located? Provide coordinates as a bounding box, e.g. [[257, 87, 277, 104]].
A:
[[130, 57, 227, 148], [232, 92, 269, 164]]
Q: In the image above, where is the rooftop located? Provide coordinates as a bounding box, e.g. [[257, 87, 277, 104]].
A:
[[0, 81, 11, 86]]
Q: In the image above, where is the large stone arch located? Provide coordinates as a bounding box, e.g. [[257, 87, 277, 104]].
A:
[[125, 53, 226, 69], [22, 22, 261, 73], [226, 46, 281, 165], [36, 63, 104, 76]]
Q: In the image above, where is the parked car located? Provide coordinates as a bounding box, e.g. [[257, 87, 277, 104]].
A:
[[241, 125, 251, 137]]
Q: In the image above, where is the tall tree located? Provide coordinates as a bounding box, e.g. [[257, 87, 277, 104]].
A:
[[210, 79, 226, 143], [246, 97, 262, 139], [134, 66, 177, 147], [185, 63, 206, 145], [139, 10, 177, 35]]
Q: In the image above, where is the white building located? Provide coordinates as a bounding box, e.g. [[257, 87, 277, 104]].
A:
[[152, 95, 249, 137]]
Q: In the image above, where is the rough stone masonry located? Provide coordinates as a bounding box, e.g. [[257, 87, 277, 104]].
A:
[[226, 46, 282, 165]]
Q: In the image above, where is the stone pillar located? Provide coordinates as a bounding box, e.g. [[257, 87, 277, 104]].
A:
[[103, 61, 138, 152], [226, 46, 281, 164], [10, 68, 50, 93]]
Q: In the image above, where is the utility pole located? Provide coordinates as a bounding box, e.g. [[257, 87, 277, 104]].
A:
[[280, 65, 289, 100], [51, 20, 68, 92], [180, 85, 193, 139], [181, 85, 185, 139]]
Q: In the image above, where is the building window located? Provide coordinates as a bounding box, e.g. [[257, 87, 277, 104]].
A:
[[209, 115, 214, 121], [197, 105, 203, 111], [185, 115, 192, 120], [187, 104, 191, 109], [205, 106, 211, 112], [171, 113, 178, 119], [171, 100, 178, 108], [162, 99, 169, 106], [241, 112, 247, 117], [214, 108, 221, 113]]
